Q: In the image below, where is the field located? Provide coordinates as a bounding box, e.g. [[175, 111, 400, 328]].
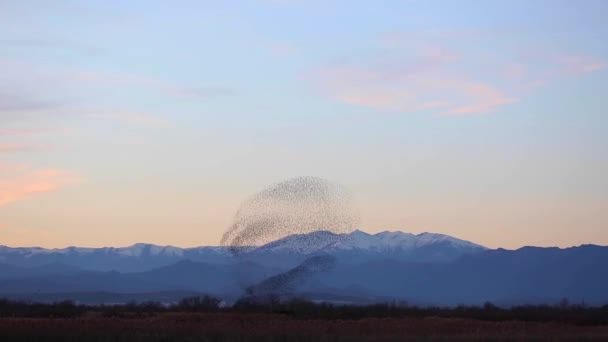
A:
[[2, 298, 608, 341], [1, 312, 608, 341]]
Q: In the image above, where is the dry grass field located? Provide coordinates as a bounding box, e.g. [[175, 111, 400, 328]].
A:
[[1, 312, 608, 341]]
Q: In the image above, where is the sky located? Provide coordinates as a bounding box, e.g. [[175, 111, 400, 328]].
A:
[[1, 0, 607, 249]]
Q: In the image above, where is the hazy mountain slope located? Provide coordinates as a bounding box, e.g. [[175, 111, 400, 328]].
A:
[[0, 259, 278, 297], [315, 245, 608, 305], [0, 244, 605, 306], [0, 262, 81, 280]]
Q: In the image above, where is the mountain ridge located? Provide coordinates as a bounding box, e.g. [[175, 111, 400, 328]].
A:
[[1, 230, 602, 273], [0, 229, 485, 251], [3, 230, 601, 253], [0, 229, 484, 259]]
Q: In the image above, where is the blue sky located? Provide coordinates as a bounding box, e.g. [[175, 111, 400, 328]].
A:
[[1, 0, 607, 248]]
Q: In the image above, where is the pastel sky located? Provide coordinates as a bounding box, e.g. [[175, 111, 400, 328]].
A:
[[1, 0, 607, 249]]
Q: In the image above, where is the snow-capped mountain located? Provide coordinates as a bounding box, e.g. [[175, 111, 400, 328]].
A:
[[254, 230, 486, 258], [0, 244, 232, 272], [0, 230, 486, 271], [255, 230, 341, 254], [0, 244, 230, 259], [347, 230, 486, 251]]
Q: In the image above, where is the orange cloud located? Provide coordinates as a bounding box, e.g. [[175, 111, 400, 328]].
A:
[[0, 165, 76, 207]]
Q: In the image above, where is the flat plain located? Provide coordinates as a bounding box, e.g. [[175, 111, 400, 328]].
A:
[[1, 312, 608, 341]]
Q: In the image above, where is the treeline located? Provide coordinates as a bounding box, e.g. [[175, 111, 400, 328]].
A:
[[232, 298, 608, 325], [1, 297, 607, 325], [0, 296, 221, 319]]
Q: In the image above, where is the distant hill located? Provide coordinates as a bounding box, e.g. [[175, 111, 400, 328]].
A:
[[319, 244, 608, 306]]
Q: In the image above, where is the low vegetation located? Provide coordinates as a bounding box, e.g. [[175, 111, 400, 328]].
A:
[[1, 296, 607, 324], [1, 297, 608, 341]]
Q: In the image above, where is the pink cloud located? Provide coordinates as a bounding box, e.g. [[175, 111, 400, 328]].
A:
[[316, 63, 515, 116], [443, 82, 517, 115], [313, 34, 607, 116], [0, 165, 76, 207]]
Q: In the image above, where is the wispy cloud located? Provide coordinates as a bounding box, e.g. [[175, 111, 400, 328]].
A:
[[246, 40, 299, 58], [87, 111, 172, 128], [554, 55, 608, 75], [0, 143, 38, 153], [0, 129, 55, 154], [313, 34, 607, 116], [316, 54, 516, 115], [0, 165, 76, 207], [505, 54, 608, 90], [263, 0, 303, 4], [0, 57, 232, 128], [0, 38, 101, 55], [0, 89, 58, 113], [0, 128, 56, 136], [443, 82, 517, 116], [72, 71, 233, 100], [0, 162, 28, 173]]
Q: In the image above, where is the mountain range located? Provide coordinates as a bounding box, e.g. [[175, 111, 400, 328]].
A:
[[0, 230, 485, 271], [0, 230, 606, 306]]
